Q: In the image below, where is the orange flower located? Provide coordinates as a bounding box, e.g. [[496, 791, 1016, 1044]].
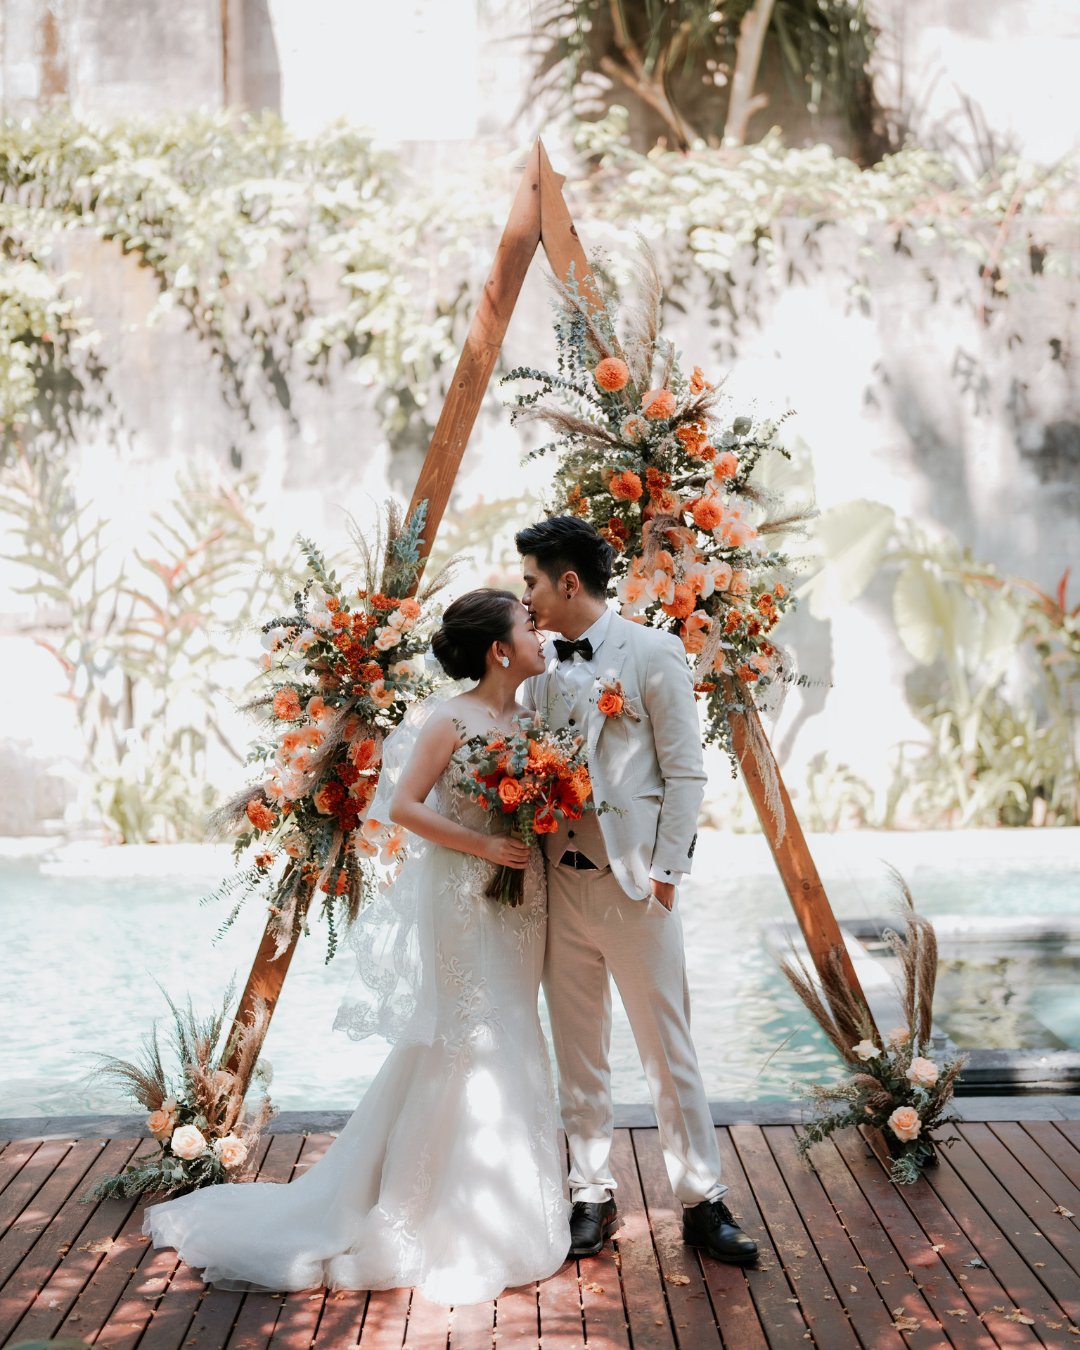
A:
[[533, 806, 559, 834], [620, 414, 648, 442], [369, 681, 395, 710], [314, 782, 346, 815], [887, 1106, 922, 1142], [641, 388, 676, 419], [567, 484, 590, 517], [680, 611, 712, 655], [689, 366, 713, 393], [736, 662, 758, 682], [650, 489, 682, 516], [594, 357, 630, 392], [306, 695, 330, 722], [398, 597, 421, 620], [255, 851, 273, 870], [497, 777, 525, 809], [661, 584, 695, 620], [350, 737, 379, 770], [675, 421, 707, 454], [245, 798, 275, 831], [729, 570, 751, 597], [774, 581, 787, 599], [272, 688, 302, 720], [609, 470, 643, 502], [713, 451, 739, 481], [691, 496, 725, 531], [597, 689, 624, 717]]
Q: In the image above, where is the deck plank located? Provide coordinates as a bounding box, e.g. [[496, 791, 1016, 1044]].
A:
[[794, 1136, 943, 1348], [353, 1286, 411, 1348], [733, 1123, 860, 1350], [631, 1126, 719, 1347], [492, 1283, 540, 1349], [310, 1288, 367, 1348], [986, 1124, 1080, 1237], [763, 1127, 907, 1350], [0, 1139, 65, 1241], [957, 1125, 1080, 1283], [933, 1129, 1080, 1327], [833, 1131, 995, 1348], [267, 1134, 341, 1350], [1021, 1122, 1080, 1191], [448, 1295, 494, 1347], [3, 1137, 145, 1346], [0, 1138, 105, 1295], [0, 1141, 41, 1204], [607, 1125, 673, 1350]]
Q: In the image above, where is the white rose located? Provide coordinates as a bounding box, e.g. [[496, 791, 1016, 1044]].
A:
[[906, 1056, 939, 1089], [852, 1039, 880, 1061], [213, 1133, 248, 1169], [170, 1124, 208, 1160]]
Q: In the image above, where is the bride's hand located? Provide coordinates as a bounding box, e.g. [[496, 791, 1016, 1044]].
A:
[[479, 836, 533, 869]]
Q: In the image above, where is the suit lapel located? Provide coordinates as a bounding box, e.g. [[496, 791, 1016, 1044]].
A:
[[586, 617, 631, 758]]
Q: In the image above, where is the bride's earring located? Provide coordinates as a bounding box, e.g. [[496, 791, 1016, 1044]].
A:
[[500, 656, 511, 669]]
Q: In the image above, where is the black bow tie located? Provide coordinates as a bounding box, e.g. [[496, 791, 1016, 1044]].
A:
[[555, 637, 594, 663]]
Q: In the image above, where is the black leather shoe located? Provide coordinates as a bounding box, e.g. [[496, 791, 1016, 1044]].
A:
[[683, 1198, 758, 1265], [568, 1198, 618, 1258]]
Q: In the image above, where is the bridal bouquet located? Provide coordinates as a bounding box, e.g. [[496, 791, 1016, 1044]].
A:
[[207, 504, 449, 960], [780, 875, 966, 1185], [503, 252, 810, 762], [455, 719, 600, 905], [88, 991, 274, 1201]]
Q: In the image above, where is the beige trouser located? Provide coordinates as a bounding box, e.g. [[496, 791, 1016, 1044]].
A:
[[543, 861, 725, 1206]]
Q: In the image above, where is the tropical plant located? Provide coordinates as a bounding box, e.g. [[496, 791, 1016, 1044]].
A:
[[802, 501, 1080, 826], [527, 0, 888, 161], [0, 454, 300, 840], [88, 989, 274, 1201]]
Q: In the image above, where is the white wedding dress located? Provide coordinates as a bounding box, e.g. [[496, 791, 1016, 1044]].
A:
[[143, 740, 569, 1306]]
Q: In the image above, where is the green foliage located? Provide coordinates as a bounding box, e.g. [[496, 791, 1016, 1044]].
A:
[[804, 502, 1080, 827], [0, 454, 300, 840]]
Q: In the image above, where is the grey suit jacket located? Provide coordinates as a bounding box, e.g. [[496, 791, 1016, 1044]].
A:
[[521, 611, 707, 900]]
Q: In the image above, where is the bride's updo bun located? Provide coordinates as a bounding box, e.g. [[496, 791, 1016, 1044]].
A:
[[431, 589, 520, 681]]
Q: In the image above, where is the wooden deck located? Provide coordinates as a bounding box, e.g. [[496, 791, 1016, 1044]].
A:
[[2, 1121, 1079, 1349]]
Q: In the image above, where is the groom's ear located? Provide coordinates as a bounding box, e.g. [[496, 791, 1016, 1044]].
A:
[[562, 568, 582, 599]]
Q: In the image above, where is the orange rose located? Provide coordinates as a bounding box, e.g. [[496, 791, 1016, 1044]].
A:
[[597, 690, 624, 717], [397, 597, 422, 620], [774, 581, 787, 599], [533, 807, 559, 834], [272, 688, 302, 720], [691, 496, 725, 531], [641, 388, 676, 419], [350, 737, 379, 770], [497, 777, 524, 809], [594, 357, 630, 392], [245, 798, 275, 831], [609, 471, 643, 502], [146, 1108, 175, 1139]]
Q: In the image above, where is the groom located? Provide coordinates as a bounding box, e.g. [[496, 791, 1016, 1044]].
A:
[[516, 516, 758, 1266]]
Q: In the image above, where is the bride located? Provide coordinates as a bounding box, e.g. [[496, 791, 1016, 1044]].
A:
[[143, 589, 570, 1305]]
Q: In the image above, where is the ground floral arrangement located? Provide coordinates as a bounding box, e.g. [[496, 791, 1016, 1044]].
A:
[[89, 993, 274, 1200], [207, 504, 449, 962], [781, 875, 966, 1185], [504, 253, 809, 766]]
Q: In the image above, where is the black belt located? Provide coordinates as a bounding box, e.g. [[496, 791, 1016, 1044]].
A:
[[559, 850, 598, 870]]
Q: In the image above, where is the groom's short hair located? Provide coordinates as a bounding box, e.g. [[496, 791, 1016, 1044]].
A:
[[515, 516, 614, 599]]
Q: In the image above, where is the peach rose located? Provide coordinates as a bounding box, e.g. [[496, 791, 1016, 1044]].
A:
[[170, 1124, 209, 1160], [146, 1108, 175, 1139], [497, 777, 525, 809], [906, 1056, 939, 1089], [729, 570, 751, 597], [213, 1133, 247, 1169], [641, 388, 676, 419], [610, 471, 643, 502], [245, 798, 275, 832], [887, 1106, 922, 1143], [369, 682, 395, 710], [306, 695, 330, 722], [597, 690, 624, 717], [374, 628, 401, 651], [617, 574, 647, 607], [885, 1026, 910, 1049], [272, 688, 302, 720], [398, 597, 422, 621], [594, 357, 630, 392]]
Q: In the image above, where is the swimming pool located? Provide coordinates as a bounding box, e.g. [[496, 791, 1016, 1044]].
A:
[[2, 828, 1077, 1118]]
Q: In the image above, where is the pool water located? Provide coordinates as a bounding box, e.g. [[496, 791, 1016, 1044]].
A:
[[2, 828, 1078, 1118]]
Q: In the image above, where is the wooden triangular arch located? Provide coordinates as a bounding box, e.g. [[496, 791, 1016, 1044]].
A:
[[225, 141, 873, 1087]]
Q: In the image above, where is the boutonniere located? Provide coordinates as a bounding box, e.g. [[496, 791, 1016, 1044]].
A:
[[596, 678, 641, 722]]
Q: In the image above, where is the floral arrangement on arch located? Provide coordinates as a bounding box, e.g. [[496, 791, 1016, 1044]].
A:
[[207, 504, 450, 961], [780, 874, 966, 1185], [88, 992, 274, 1201], [503, 252, 810, 760]]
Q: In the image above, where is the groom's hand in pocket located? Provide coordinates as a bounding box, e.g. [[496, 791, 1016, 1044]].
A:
[[650, 880, 676, 910]]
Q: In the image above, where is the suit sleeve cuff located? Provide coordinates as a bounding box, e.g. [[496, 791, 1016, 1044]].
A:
[[649, 864, 684, 887]]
